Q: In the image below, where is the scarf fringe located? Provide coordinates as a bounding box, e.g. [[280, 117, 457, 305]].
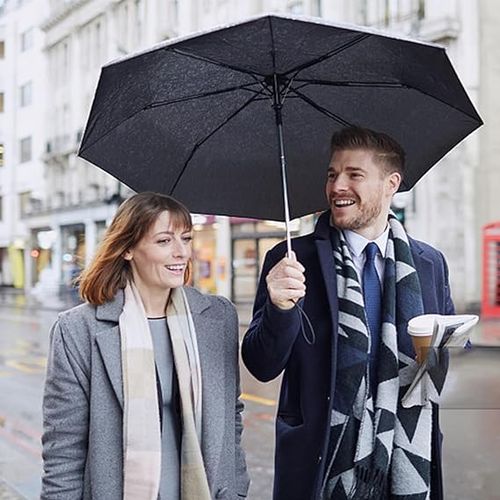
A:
[[348, 465, 387, 500]]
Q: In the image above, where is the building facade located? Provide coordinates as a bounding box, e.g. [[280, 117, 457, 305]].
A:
[[0, 0, 49, 289], [0, 0, 493, 310]]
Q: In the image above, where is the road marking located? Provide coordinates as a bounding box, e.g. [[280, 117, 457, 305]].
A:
[[0, 412, 41, 459], [5, 360, 45, 374], [241, 392, 276, 406], [0, 312, 43, 323]]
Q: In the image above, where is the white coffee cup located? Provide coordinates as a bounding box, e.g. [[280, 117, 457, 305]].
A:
[[407, 314, 441, 363]]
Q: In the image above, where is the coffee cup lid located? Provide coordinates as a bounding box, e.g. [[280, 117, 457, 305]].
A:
[[408, 314, 441, 336]]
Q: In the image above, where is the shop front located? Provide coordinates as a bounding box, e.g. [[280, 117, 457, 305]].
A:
[[60, 223, 86, 291], [29, 228, 57, 287], [230, 218, 300, 304]]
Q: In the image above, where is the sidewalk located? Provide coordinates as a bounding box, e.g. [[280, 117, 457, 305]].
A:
[[0, 286, 80, 312], [0, 480, 24, 500]]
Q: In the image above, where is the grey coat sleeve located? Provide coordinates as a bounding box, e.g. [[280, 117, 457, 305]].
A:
[[41, 316, 90, 500]]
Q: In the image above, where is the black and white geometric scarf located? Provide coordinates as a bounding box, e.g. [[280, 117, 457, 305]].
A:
[[321, 214, 433, 500]]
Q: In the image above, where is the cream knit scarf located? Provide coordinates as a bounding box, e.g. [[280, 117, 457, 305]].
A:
[[119, 282, 211, 500]]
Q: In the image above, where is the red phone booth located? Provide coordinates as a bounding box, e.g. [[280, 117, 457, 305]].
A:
[[482, 222, 500, 318]]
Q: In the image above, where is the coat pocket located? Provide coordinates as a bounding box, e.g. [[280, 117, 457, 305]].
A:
[[277, 412, 303, 427]]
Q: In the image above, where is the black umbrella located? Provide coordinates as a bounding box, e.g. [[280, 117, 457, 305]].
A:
[[79, 13, 482, 253]]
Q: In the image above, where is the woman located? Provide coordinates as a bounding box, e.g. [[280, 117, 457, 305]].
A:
[[41, 192, 250, 500]]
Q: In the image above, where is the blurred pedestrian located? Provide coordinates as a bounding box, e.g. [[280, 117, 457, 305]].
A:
[[242, 127, 454, 500], [41, 192, 249, 500]]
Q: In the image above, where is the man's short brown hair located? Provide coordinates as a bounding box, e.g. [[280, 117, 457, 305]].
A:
[[330, 126, 405, 179]]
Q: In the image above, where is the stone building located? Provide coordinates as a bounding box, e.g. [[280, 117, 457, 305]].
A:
[[0, 0, 494, 311]]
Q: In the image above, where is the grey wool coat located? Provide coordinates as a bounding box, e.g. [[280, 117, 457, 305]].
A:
[[41, 286, 250, 500]]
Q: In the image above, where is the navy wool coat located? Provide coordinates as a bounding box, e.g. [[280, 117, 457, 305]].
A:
[[242, 212, 454, 500]]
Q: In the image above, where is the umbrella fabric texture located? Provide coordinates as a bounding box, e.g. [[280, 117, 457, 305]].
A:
[[79, 13, 482, 222]]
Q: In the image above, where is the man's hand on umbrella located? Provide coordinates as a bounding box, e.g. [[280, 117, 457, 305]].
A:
[[266, 251, 306, 310]]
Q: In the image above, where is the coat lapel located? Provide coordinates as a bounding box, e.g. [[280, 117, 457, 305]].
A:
[[410, 238, 438, 313], [185, 287, 226, 488], [95, 291, 124, 408], [95, 325, 124, 408], [314, 212, 339, 332]]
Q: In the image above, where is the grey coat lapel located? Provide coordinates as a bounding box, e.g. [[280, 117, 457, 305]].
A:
[[95, 325, 123, 408], [184, 287, 226, 488], [95, 291, 124, 408]]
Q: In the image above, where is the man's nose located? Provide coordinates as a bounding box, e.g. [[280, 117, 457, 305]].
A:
[[330, 174, 348, 192]]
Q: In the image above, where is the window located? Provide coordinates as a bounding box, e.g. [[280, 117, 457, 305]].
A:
[[0, 92, 4, 112], [19, 191, 32, 217], [418, 0, 425, 20], [20, 28, 33, 52], [20, 136, 32, 163], [62, 41, 69, 83], [0, 40, 5, 58], [20, 81, 32, 107], [0, 143, 4, 166], [287, 1, 304, 14]]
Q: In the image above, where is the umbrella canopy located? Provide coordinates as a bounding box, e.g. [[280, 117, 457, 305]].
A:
[[79, 13, 482, 222]]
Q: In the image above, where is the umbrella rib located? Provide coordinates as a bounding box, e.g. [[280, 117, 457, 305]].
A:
[[169, 47, 265, 80], [290, 87, 351, 127], [145, 83, 263, 108], [79, 84, 264, 154], [169, 92, 262, 194], [268, 16, 278, 74], [293, 80, 407, 89], [284, 34, 371, 79], [293, 80, 483, 122]]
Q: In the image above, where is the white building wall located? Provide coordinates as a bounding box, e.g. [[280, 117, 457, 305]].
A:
[[1, 0, 489, 307], [0, 0, 49, 287]]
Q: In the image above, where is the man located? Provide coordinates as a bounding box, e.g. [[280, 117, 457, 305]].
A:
[[242, 127, 453, 500]]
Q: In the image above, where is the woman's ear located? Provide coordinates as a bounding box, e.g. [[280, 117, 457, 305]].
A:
[[123, 250, 133, 261]]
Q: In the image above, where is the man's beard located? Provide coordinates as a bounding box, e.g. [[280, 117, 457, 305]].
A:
[[331, 200, 383, 231]]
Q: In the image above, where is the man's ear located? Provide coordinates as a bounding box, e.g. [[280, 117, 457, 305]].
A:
[[387, 171, 402, 195]]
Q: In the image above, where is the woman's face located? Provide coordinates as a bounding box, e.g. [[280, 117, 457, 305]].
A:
[[124, 210, 192, 293]]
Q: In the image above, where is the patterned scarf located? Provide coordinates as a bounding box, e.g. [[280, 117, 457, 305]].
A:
[[321, 214, 433, 500], [119, 282, 211, 500]]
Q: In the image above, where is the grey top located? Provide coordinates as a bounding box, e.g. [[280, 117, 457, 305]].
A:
[[148, 317, 180, 500]]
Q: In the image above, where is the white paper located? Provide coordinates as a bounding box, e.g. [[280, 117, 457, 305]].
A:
[[401, 314, 479, 408]]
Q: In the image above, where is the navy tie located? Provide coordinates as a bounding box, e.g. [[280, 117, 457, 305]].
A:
[[363, 242, 382, 395]]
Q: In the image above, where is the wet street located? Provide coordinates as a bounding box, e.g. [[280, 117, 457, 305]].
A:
[[1, 300, 500, 499]]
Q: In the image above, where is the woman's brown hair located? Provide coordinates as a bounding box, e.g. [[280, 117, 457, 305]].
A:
[[78, 192, 192, 305]]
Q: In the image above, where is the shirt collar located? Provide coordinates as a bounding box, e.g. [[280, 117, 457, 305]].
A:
[[343, 226, 390, 258]]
